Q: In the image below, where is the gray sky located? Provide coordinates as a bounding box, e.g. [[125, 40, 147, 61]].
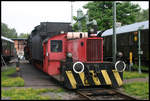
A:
[[2, 1, 149, 35]]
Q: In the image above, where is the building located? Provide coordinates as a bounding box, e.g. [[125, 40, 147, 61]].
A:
[[11, 38, 27, 57]]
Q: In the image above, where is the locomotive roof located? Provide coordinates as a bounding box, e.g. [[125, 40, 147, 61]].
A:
[[1, 36, 14, 43], [101, 20, 149, 37]]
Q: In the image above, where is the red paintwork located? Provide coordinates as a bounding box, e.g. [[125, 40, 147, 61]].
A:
[[43, 42, 48, 73], [67, 38, 87, 62], [43, 34, 67, 75], [42, 33, 103, 76], [67, 37, 103, 63]]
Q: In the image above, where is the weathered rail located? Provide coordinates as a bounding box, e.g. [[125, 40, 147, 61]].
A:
[[76, 88, 139, 100]]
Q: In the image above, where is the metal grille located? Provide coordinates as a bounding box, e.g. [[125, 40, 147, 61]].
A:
[[87, 39, 102, 61]]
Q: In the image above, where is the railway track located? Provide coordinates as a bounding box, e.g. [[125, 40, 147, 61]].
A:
[[76, 88, 139, 100], [9, 60, 143, 100]]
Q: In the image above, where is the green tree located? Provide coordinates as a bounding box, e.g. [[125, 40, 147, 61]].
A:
[[135, 9, 149, 22], [72, 16, 88, 32], [73, 1, 141, 31], [1, 23, 17, 38], [18, 33, 29, 38]]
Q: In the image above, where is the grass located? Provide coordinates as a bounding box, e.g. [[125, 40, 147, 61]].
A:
[[1, 67, 65, 100], [42, 87, 65, 93], [2, 88, 65, 100], [1, 67, 24, 87], [133, 64, 149, 71], [123, 82, 149, 100], [123, 71, 149, 79], [1, 67, 16, 77]]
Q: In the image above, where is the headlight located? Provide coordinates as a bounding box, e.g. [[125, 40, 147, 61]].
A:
[[90, 28, 94, 33], [67, 53, 72, 58], [73, 61, 84, 73], [60, 30, 64, 34], [115, 61, 126, 72]]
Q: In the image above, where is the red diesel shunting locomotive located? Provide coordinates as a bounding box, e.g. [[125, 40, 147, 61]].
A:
[[24, 22, 126, 89]]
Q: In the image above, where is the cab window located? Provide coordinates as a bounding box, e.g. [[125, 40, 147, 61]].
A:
[[51, 40, 62, 52]]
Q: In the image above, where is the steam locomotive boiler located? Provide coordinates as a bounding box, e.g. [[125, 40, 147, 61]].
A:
[[24, 22, 126, 89]]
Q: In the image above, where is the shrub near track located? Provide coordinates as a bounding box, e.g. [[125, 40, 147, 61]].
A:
[[1, 67, 24, 87]]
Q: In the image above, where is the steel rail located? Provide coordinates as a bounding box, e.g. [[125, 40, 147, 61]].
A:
[[76, 88, 140, 100], [76, 90, 94, 100], [112, 88, 140, 100]]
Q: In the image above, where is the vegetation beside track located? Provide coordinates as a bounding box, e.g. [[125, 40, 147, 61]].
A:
[[1, 67, 24, 87], [1, 66, 66, 100], [1, 66, 149, 100], [123, 82, 149, 100], [2, 88, 64, 100], [123, 71, 149, 100], [123, 71, 149, 79], [133, 64, 149, 71]]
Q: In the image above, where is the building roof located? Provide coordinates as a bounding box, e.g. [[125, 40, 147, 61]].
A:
[[101, 20, 149, 37], [1, 36, 14, 43]]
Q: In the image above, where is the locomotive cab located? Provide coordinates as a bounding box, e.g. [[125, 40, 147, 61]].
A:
[[43, 34, 67, 76]]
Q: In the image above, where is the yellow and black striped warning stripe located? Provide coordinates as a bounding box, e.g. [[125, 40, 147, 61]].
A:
[[65, 69, 123, 89]]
